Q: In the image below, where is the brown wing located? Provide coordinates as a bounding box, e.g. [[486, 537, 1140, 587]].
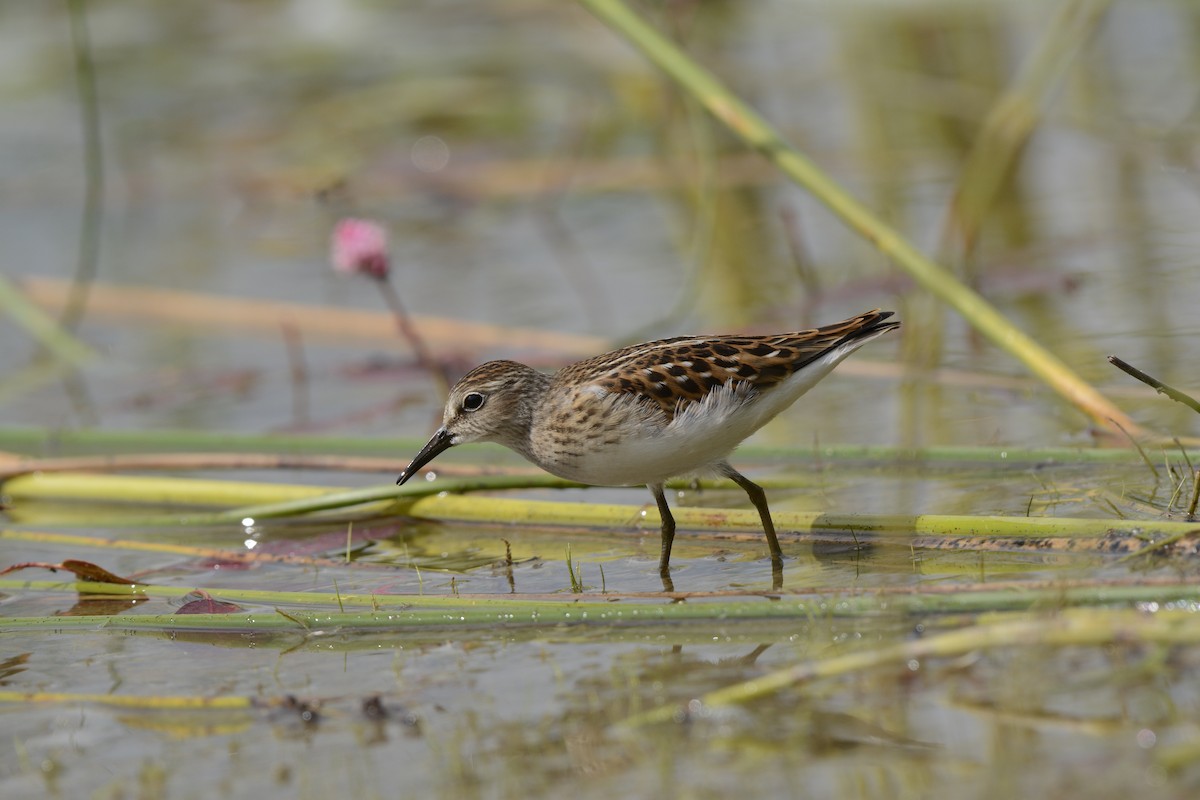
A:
[[554, 309, 897, 420]]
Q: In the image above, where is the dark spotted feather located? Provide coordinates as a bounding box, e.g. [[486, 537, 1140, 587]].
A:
[[553, 310, 898, 420]]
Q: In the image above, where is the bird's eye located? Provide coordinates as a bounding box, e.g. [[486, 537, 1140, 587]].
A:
[[461, 392, 486, 412]]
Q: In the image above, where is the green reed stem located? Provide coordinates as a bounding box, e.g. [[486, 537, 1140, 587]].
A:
[[6, 579, 1200, 634], [5, 472, 1198, 545], [0, 425, 1182, 465], [0, 689, 255, 711], [0, 425, 417, 456], [0, 360, 78, 406], [0, 275, 95, 367], [942, 0, 1109, 257], [62, 0, 104, 335], [575, 0, 1140, 437]]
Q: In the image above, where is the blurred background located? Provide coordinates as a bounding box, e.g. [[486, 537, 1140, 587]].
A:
[[8, 5, 1200, 798], [3, 0, 1199, 447]]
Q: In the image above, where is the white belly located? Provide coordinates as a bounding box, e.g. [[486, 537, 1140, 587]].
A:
[[528, 341, 863, 487]]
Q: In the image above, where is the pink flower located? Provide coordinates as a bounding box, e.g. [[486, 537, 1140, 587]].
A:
[[331, 218, 390, 279]]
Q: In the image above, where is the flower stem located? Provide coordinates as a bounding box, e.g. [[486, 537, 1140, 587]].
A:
[[374, 277, 451, 399]]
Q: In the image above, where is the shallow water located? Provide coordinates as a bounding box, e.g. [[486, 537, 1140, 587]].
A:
[[4, 1, 1200, 798]]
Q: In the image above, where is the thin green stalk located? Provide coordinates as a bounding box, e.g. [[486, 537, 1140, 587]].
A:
[[0, 451, 413, 481], [216, 473, 586, 523], [0, 425, 426, 457], [0, 689, 254, 711], [0, 471, 577, 520], [0, 425, 1186, 465], [1110, 416, 1160, 480], [7, 577, 1200, 625], [566, 543, 584, 593], [0, 577, 616, 612], [1188, 471, 1200, 519], [943, 0, 1109, 257], [0, 275, 95, 366], [62, 0, 104, 334], [6, 472, 1200, 545], [575, 0, 1141, 438], [0, 360, 77, 405]]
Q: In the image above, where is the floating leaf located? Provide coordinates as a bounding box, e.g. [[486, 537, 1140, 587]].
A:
[[177, 591, 244, 615], [0, 559, 137, 585]]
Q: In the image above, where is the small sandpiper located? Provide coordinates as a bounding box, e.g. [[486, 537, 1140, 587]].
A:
[[396, 309, 899, 586]]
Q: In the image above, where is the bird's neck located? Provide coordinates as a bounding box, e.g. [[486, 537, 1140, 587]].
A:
[[500, 364, 553, 462]]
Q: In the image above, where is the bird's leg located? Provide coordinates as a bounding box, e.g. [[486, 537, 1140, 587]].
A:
[[718, 462, 784, 567], [650, 483, 676, 577]]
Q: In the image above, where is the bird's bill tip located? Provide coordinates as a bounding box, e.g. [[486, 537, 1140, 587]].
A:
[[395, 427, 454, 486]]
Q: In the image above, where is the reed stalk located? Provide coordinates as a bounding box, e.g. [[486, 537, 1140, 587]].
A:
[[575, 0, 1141, 438], [17, 276, 605, 357], [0, 274, 95, 366], [942, 0, 1110, 257], [4, 473, 1196, 546], [0, 425, 1183, 465], [0, 689, 253, 711], [6, 577, 1200, 631]]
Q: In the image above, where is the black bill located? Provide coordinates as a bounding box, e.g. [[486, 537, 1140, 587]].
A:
[[396, 427, 454, 485]]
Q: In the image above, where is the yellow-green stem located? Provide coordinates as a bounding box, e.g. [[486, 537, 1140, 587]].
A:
[[575, 0, 1140, 437]]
